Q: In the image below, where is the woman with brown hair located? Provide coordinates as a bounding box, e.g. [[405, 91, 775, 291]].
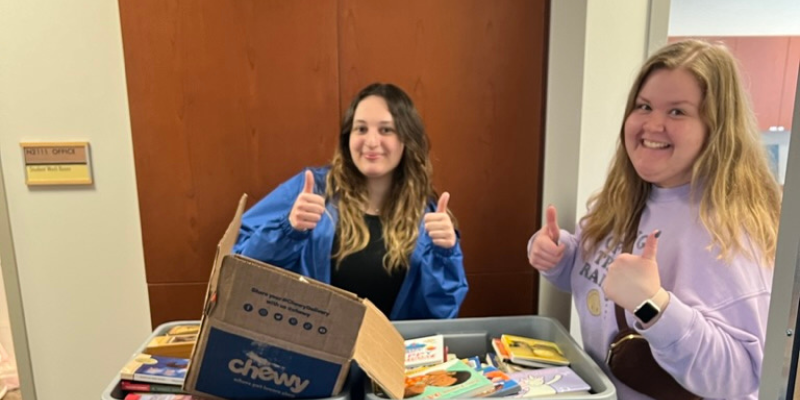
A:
[[235, 83, 468, 320]]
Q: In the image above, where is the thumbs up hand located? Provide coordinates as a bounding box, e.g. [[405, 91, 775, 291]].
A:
[[602, 230, 662, 312], [424, 192, 457, 249], [289, 170, 326, 231], [528, 206, 566, 272]]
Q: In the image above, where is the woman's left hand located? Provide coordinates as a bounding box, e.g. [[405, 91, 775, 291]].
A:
[[424, 192, 457, 249], [602, 230, 663, 312]]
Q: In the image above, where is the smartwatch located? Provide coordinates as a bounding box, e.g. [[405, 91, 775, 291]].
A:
[[633, 298, 661, 324]]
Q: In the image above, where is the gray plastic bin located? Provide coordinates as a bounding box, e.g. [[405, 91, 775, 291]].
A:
[[102, 320, 358, 400], [364, 315, 616, 400]]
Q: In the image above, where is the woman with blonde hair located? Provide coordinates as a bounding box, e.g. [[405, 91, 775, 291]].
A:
[[235, 82, 468, 320], [528, 40, 780, 399]]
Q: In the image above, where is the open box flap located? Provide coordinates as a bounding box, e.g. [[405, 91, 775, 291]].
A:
[[352, 300, 405, 399]]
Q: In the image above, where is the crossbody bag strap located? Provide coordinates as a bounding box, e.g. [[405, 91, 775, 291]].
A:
[[615, 304, 628, 331]]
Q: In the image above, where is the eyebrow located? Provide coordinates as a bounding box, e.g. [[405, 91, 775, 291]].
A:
[[354, 119, 395, 125], [637, 96, 698, 108]]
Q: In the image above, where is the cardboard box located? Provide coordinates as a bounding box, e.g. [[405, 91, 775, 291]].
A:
[[183, 195, 405, 400]]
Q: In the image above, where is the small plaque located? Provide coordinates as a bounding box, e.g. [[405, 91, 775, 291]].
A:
[[21, 142, 93, 186]]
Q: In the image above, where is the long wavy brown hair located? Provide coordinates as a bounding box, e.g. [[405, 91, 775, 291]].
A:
[[327, 83, 454, 273], [580, 40, 781, 266]]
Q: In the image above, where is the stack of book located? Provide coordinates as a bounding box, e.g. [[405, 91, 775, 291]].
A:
[[485, 334, 591, 397], [143, 325, 198, 359], [121, 395, 198, 400], [118, 325, 200, 400], [375, 333, 591, 399]]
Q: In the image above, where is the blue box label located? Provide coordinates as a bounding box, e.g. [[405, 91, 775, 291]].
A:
[[196, 327, 342, 398]]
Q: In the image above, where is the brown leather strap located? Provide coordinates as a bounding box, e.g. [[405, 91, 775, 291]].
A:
[[615, 304, 628, 331]]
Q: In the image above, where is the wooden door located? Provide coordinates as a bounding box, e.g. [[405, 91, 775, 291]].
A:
[[338, 0, 548, 317], [118, 0, 549, 326], [737, 37, 790, 132], [778, 37, 800, 131]]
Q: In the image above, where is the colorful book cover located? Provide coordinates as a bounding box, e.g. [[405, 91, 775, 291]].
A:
[[508, 366, 591, 397], [404, 334, 446, 369], [485, 352, 501, 369], [165, 325, 200, 336], [404, 359, 496, 399], [123, 395, 199, 400], [144, 334, 197, 359], [120, 380, 185, 394], [500, 334, 570, 367], [485, 352, 529, 374], [461, 355, 482, 370], [119, 354, 189, 386], [491, 338, 511, 360], [475, 365, 521, 397]]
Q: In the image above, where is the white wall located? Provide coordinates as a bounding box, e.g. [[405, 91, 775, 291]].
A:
[[576, 1, 649, 213], [670, 0, 800, 36], [537, 0, 588, 330], [0, 262, 17, 383], [541, 0, 657, 343], [0, 0, 152, 398]]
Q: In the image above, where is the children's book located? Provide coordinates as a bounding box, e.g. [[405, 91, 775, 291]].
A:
[[500, 335, 570, 368], [508, 366, 591, 397], [475, 364, 522, 397], [123, 395, 199, 400], [491, 338, 512, 361], [485, 352, 529, 374], [120, 380, 186, 394], [404, 334, 446, 369], [144, 334, 197, 359], [485, 352, 501, 369], [461, 355, 482, 370], [404, 359, 496, 399], [457, 356, 522, 397], [165, 325, 199, 336], [120, 353, 189, 386]]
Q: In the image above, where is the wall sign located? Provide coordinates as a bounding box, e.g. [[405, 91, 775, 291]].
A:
[[21, 142, 93, 186]]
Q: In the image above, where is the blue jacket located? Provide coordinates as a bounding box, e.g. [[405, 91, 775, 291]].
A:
[[233, 167, 468, 320]]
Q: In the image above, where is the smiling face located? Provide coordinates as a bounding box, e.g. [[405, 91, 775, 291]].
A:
[[624, 68, 708, 188], [348, 95, 405, 184]]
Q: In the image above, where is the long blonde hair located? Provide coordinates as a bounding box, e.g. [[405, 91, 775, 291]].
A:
[[327, 83, 454, 273], [580, 39, 781, 266]]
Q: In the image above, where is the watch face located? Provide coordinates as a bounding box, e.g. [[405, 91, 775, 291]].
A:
[[635, 301, 660, 323]]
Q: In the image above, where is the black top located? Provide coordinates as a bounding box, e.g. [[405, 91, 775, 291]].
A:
[[330, 214, 407, 317]]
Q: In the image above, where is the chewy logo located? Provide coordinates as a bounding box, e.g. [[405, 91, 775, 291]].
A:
[[228, 358, 311, 394]]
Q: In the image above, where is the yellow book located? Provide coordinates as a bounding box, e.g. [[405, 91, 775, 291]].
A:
[[499, 334, 569, 368], [165, 325, 200, 336], [144, 334, 197, 358]]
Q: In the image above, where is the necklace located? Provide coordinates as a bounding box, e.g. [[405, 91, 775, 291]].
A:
[[365, 205, 380, 214]]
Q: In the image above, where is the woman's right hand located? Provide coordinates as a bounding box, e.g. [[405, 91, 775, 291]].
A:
[[528, 205, 566, 272], [289, 170, 326, 231]]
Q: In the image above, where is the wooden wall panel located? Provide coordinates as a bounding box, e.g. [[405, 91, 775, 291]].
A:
[[737, 37, 790, 132], [119, 0, 340, 326], [120, 0, 549, 326], [339, 0, 549, 316], [148, 283, 207, 324]]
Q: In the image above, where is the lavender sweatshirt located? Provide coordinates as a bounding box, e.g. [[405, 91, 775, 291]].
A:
[[534, 184, 772, 399]]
